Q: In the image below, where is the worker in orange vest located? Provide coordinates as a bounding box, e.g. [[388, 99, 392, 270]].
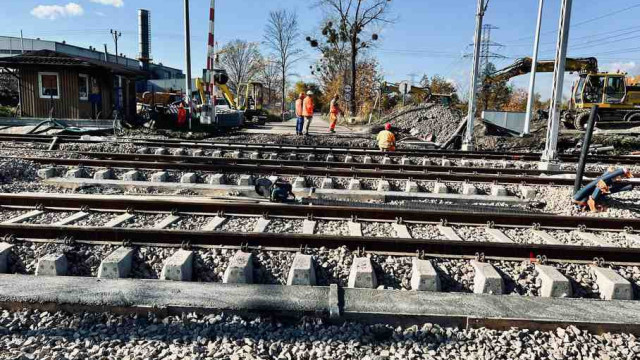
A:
[[302, 90, 315, 135], [177, 101, 187, 127], [329, 94, 342, 133], [294, 92, 306, 135], [377, 123, 396, 151]]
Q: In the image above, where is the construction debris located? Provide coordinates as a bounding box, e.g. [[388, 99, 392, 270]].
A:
[[378, 104, 463, 142]]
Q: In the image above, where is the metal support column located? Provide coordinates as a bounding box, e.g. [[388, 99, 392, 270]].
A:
[[524, 0, 544, 136], [184, 0, 193, 130], [210, 0, 216, 125], [541, 0, 572, 168], [463, 0, 488, 151]]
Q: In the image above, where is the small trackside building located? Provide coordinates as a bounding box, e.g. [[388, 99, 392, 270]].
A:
[[0, 50, 146, 120]]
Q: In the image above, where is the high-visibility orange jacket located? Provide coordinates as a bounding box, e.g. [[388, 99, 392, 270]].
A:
[[376, 130, 396, 150], [295, 98, 304, 117], [302, 96, 314, 117], [330, 99, 341, 115]]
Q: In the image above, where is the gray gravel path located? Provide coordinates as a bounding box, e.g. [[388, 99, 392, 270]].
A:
[[2, 309, 639, 360]]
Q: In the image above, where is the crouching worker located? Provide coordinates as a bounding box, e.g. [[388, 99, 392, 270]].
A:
[[377, 123, 396, 152], [573, 167, 633, 212]]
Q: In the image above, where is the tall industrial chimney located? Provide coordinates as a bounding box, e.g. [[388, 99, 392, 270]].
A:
[[138, 9, 151, 71]]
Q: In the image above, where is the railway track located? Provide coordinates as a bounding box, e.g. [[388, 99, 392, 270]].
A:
[[2, 193, 640, 337], [2, 133, 640, 164], [9, 151, 604, 186], [3, 134, 640, 342], [0, 193, 638, 262]]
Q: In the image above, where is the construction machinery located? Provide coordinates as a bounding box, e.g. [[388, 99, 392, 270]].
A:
[[485, 57, 640, 130], [381, 82, 453, 105], [483, 57, 598, 84], [569, 72, 640, 129], [195, 69, 244, 128], [195, 69, 267, 125]]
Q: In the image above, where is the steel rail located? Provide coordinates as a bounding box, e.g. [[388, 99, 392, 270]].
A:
[[0, 194, 638, 261], [1, 223, 638, 262], [17, 154, 592, 186], [74, 151, 599, 177], [1, 133, 639, 164], [0, 193, 637, 231]]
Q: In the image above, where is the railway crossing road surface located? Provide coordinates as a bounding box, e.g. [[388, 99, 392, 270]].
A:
[[240, 113, 365, 136]]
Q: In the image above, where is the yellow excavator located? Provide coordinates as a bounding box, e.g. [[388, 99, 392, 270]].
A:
[[484, 57, 640, 130], [195, 69, 267, 124]]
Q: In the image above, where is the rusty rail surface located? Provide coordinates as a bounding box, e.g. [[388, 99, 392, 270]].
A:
[[0, 193, 638, 262], [1, 133, 639, 164]]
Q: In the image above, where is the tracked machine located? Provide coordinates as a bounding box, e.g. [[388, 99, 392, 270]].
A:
[[485, 57, 640, 130]]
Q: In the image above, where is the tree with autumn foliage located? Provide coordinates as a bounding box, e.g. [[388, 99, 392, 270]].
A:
[[419, 74, 459, 103], [478, 63, 512, 112], [287, 81, 325, 111], [315, 58, 381, 116], [308, 1, 394, 115], [502, 87, 543, 112]]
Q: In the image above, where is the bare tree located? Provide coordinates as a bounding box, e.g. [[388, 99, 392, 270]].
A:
[[258, 58, 281, 107], [311, 0, 393, 115], [264, 9, 303, 118], [218, 40, 263, 93]]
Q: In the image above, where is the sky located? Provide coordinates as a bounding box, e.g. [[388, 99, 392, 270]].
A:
[[3, 0, 640, 100]]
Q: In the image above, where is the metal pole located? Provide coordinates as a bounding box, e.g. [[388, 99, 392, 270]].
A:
[[464, 0, 486, 151], [541, 0, 572, 168], [20, 30, 24, 54], [209, 0, 216, 124], [184, 0, 193, 130], [524, 0, 544, 136], [573, 105, 598, 195], [110, 30, 121, 65], [103, 44, 108, 62]]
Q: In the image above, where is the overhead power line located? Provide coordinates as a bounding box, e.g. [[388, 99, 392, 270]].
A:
[[503, 1, 640, 43]]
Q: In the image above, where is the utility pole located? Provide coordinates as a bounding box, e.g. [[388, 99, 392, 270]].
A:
[[110, 29, 121, 64], [524, 0, 544, 136], [463, 0, 489, 151], [208, 0, 216, 124], [540, 0, 572, 170], [184, 0, 193, 130]]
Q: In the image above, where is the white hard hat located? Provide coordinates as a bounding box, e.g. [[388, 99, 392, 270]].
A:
[[306, 90, 313, 95]]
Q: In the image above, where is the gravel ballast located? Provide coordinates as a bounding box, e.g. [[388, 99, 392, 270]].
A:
[[3, 309, 637, 360]]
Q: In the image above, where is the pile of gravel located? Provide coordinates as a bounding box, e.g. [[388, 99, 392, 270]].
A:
[[380, 104, 462, 142], [3, 309, 637, 360], [0, 159, 38, 184], [59, 141, 139, 154]]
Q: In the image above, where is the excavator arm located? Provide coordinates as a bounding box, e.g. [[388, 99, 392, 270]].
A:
[[382, 82, 432, 97], [484, 57, 598, 84], [217, 83, 238, 109]]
